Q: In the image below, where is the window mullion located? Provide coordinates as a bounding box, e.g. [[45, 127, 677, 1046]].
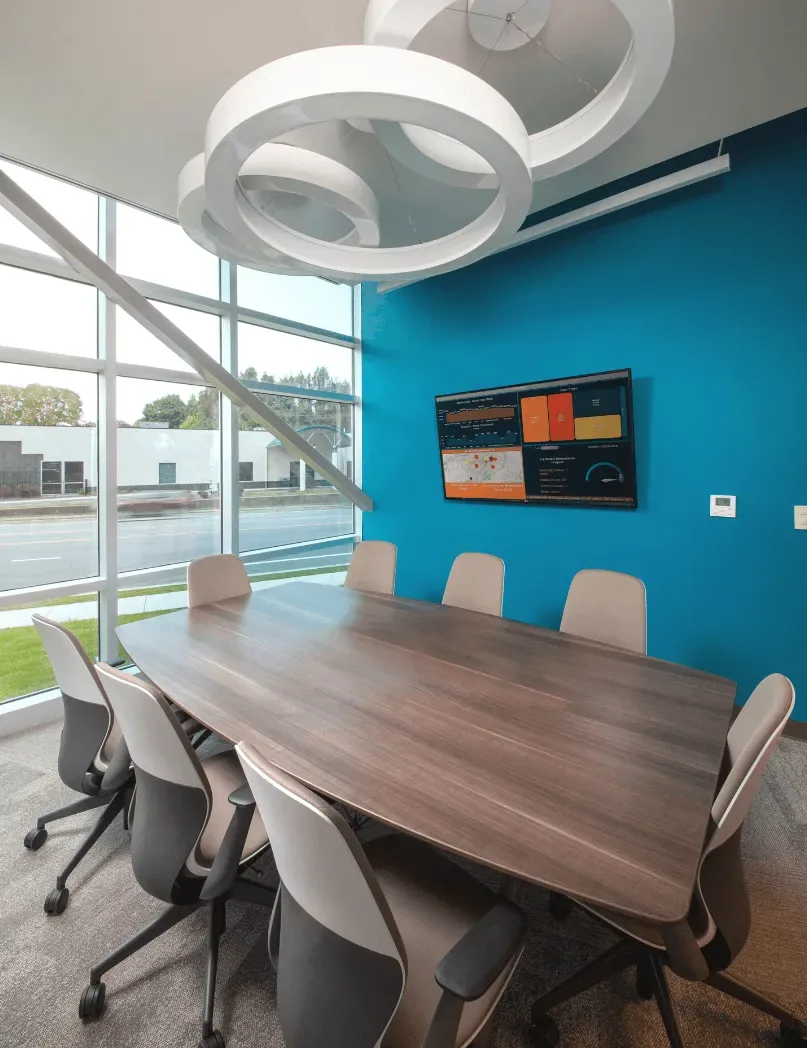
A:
[[97, 196, 118, 662], [220, 260, 239, 555]]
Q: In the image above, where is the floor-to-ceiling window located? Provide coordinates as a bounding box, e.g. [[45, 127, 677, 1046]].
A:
[[0, 157, 359, 703]]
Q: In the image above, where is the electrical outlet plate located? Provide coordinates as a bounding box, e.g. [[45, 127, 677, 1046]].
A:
[[710, 494, 736, 518], [795, 506, 807, 530]]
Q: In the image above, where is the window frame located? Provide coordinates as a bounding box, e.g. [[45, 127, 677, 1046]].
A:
[[0, 165, 362, 710]]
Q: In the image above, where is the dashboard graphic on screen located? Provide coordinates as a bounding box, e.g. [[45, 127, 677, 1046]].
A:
[[435, 369, 637, 508]]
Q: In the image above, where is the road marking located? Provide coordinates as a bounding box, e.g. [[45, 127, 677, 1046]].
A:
[[0, 538, 90, 547], [11, 556, 62, 563]]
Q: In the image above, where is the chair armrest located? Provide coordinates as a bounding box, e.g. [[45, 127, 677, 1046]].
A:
[[421, 901, 527, 1048], [435, 900, 527, 1001], [100, 739, 133, 793], [199, 785, 256, 900]]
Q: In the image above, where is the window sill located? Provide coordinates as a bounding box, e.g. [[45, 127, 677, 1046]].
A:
[[0, 688, 62, 738]]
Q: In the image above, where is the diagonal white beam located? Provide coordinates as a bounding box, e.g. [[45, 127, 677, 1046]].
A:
[[0, 168, 373, 512]]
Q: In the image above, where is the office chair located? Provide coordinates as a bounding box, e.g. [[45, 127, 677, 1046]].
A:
[[24, 615, 135, 915], [81, 665, 275, 1048], [442, 552, 505, 616], [345, 539, 397, 595], [529, 673, 807, 1048], [236, 741, 528, 1048], [559, 568, 646, 654], [187, 553, 251, 608]]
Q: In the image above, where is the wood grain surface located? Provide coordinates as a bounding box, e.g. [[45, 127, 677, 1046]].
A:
[[118, 582, 736, 924]]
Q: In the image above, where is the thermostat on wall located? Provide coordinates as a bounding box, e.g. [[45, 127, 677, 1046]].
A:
[[710, 494, 736, 518]]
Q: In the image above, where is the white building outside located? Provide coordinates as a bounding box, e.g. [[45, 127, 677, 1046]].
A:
[[0, 425, 352, 496]]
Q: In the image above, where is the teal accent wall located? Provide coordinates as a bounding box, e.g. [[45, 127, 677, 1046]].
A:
[[361, 108, 807, 720]]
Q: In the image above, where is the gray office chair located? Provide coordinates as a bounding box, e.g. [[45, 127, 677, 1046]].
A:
[[187, 552, 252, 608], [25, 615, 135, 915], [559, 568, 647, 654], [529, 673, 807, 1048], [345, 539, 397, 595], [442, 552, 505, 616], [236, 741, 528, 1048], [81, 666, 275, 1048]]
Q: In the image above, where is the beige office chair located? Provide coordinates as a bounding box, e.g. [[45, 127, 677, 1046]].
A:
[[442, 552, 505, 617], [559, 568, 646, 654], [80, 665, 275, 1048], [530, 673, 806, 1048], [236, 742, 527, 1048], [25, 615, 134, 915], [187, 553, 251, 608], [345, 540, 397, 595]]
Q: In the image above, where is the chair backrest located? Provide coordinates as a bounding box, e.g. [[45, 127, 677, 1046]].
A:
[[344, 540, 397, 596], [559, 569, 646, 654], [237, 742, 406, 1048], [32, 614, 113, 792], [187, 553, 251, 608], [442, 552, 505, 616], [96, 664, 213, 903], [695, 673, 794, 970]]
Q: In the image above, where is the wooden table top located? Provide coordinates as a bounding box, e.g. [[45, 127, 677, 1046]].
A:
[[118, 581, 736, 925]]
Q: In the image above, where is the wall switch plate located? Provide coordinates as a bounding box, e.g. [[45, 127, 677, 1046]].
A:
[[710, 494, 736, 518], [795, 506, 807, 530]]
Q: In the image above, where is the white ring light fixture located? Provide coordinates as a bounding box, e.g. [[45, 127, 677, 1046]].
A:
[[201, 45, 532, 283], [365, 0, 675, 189], [178, 143, 381, 275], [178, 0, 674, 282]]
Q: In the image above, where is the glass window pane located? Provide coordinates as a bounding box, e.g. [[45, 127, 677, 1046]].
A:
[[243, 542, 352, 585], [117, 378, 220, 572], [238, 396, 353, 554], [0, 265, 98, 357], [237, 267, 353, 335], [117, 580, 189, 664], [0, 362, 98, 590], [116, 203, 219, 298], [0, 158, 98, 255], [117, 302, 220, 372], [0, 598, 99, 703], [237, 323, 352, 394]]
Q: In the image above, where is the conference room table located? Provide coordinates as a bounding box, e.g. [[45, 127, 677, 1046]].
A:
[[118, 581, 737, 958]]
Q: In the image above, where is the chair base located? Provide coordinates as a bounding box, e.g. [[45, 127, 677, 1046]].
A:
[[529, 937, 807, 1048], [27, 789, 130, 914], [80, 877, 276, 1044]]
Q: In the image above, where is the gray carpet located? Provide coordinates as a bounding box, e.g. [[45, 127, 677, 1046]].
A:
[[0, 721, 805, 1048]]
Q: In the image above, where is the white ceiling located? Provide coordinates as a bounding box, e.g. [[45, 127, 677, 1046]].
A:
[[0, 0, 806, 250]]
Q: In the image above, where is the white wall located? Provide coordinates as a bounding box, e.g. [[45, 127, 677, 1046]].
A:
[[0, 426, 98, 487]]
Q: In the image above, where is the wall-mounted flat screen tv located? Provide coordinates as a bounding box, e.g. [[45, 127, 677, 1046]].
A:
[[435, 368, 637, 508]]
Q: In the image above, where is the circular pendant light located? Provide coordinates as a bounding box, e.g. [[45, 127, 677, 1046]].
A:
[[200, 44, 532, 283], [365, 0, 675, 188]]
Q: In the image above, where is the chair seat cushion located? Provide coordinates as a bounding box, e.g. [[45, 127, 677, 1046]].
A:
[[364, 835, 517, 1048], [197, 751, 269, 865]]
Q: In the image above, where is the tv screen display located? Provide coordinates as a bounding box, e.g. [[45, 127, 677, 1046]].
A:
[[435, 368, 637, 508]]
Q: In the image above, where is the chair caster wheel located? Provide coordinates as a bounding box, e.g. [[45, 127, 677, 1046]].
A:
[[44, 886, 69, 915], [781, 1020, 807, 1046], [198, 1032, 225, 1048], [79, 982, 106, 1021], [529, 1014, 560, 1048], [24, 827, 47, 850], [547, 892, 573, 921]]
